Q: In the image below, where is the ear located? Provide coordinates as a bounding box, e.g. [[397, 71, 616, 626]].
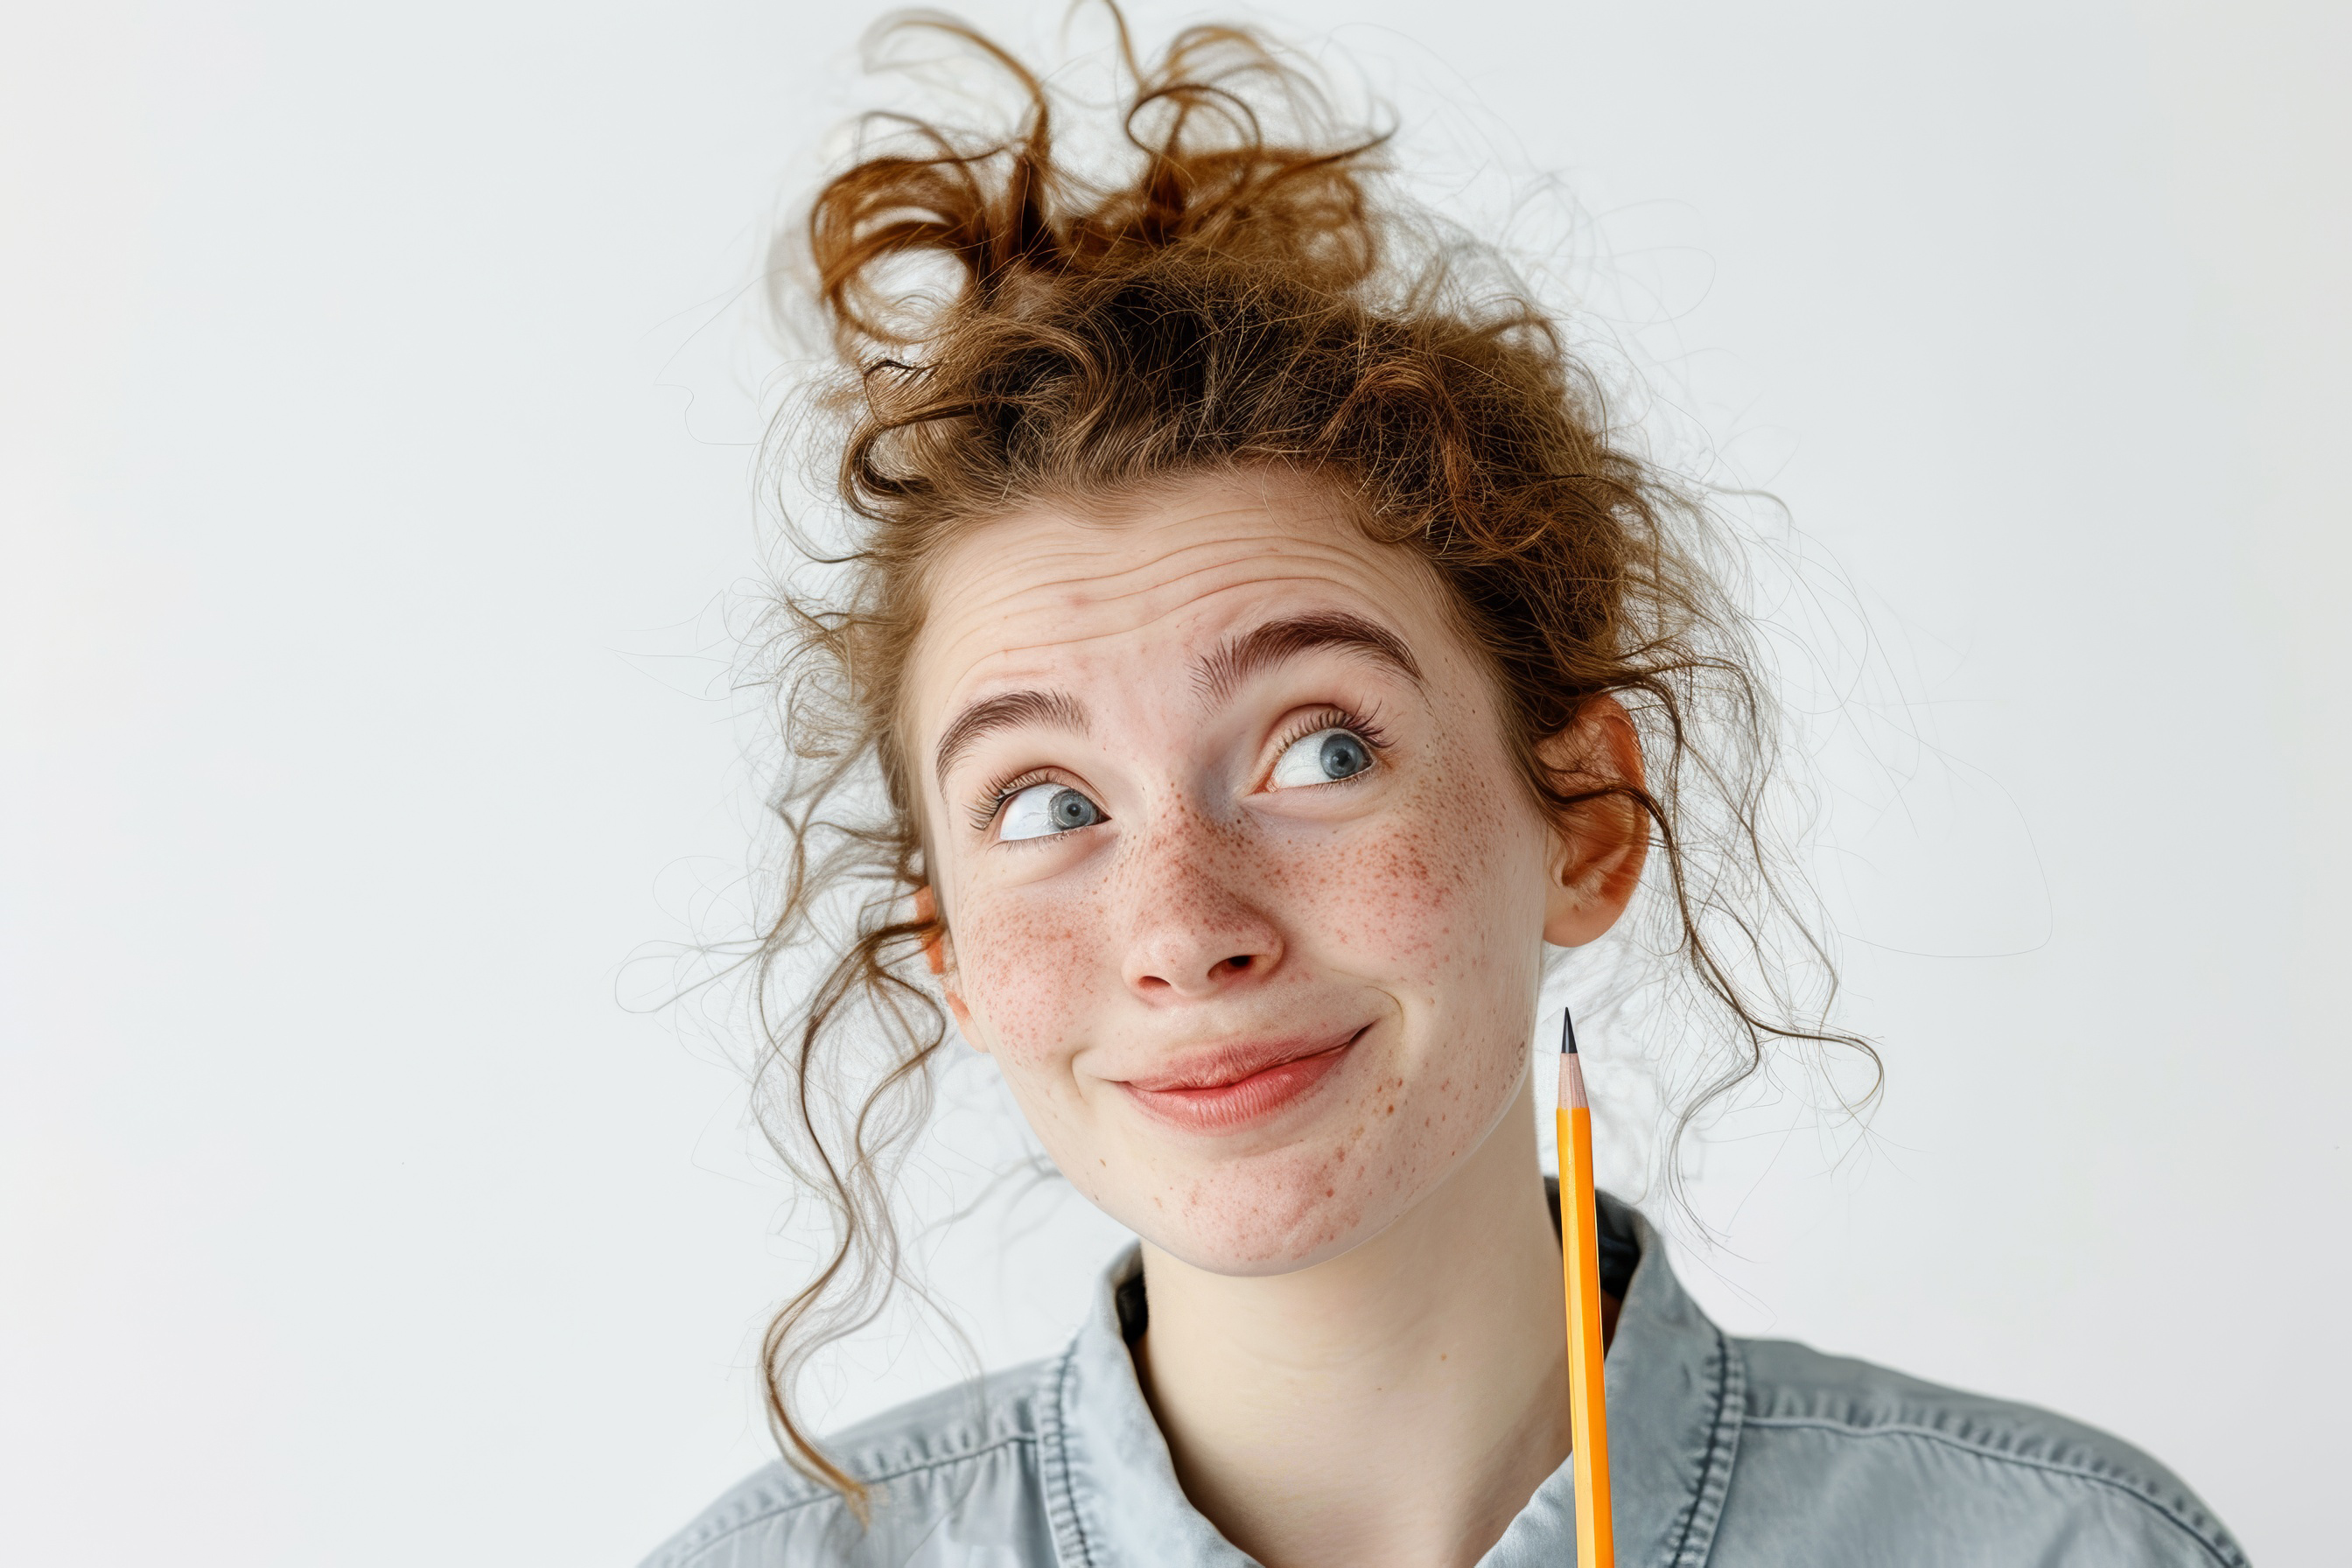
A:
[[1538, 697, 1650, 948], [914, 884, 985, 1050], [912, 885, 948, 976]]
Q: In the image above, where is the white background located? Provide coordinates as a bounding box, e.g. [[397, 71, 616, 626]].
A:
[[4, 1, 2344, 1562]]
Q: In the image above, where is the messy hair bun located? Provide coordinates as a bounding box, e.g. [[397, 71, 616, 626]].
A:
[[745, 6, 1867, 1503]]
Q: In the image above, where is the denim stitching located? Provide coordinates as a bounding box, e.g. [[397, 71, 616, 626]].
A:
[[1665, 1326, 1743, 1567], [1041, 1343, 1096, 1568]]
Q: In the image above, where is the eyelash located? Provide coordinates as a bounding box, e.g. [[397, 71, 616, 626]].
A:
[[966, 704, 1394, 836], [969, 767, 1063, 834], [1268, 704, 1392, 778]]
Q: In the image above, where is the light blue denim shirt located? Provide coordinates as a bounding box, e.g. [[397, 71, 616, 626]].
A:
[[645, 1196, 2247, 1566]]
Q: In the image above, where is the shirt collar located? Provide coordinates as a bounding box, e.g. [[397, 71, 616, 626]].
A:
[[1036, 1194, 1744, 1567]]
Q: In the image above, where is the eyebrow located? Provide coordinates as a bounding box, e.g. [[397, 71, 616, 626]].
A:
[[933, 688, 1090, 788], [1192, 611, 1424, 709]]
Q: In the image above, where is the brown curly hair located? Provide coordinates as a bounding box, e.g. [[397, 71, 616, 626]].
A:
[[742, 7, 1869, 1505]]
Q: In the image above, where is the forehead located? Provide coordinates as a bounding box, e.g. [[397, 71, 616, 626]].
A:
[[907, 472, 1452, 721]]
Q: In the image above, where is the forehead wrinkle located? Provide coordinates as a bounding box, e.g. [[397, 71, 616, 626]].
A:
[[933, 486, 1387, 599], [937, 566, 1398, 668], [931, 536, 1420, 668], [943, 528, 1390, 626]]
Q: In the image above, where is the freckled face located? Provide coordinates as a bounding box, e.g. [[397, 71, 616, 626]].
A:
[[908, 472, 1556, 1274]]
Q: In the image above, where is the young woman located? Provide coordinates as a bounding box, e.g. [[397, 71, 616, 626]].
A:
[[645, 15, 2246, 1567]]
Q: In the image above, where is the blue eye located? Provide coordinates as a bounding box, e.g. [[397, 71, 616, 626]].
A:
[[1270, 727, 1376, 789], [1000, 782, 1105, 841]]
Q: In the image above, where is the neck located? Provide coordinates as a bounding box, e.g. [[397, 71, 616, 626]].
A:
[[1133, 1075, 1572, 1568]]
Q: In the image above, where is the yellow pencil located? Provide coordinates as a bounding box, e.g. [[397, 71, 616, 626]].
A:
[[1557, 1008, 1614, 1568]]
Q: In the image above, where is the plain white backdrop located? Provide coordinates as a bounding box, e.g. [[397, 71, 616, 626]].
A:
[[3, 0, 2343, 1561]]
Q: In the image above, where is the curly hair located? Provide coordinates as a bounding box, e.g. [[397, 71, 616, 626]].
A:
[[740, 6, 1871, 1506]]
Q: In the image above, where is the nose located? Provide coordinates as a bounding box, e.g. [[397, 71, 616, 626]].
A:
[[1117, 827, 1284, 1003]]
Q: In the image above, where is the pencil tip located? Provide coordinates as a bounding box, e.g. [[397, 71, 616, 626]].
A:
[[1559, 1007, 1578, 1054]]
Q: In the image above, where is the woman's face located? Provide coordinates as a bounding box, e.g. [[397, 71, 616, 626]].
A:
[[907, 472, 1567, 1274]]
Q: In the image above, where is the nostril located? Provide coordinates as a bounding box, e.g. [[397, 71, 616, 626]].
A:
[[1222, 955, 1252, 973]]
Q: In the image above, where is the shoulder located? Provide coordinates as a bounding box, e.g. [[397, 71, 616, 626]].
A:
[[639, 1354, 1065, 1568], [1719, 1336, 2247, 1567]]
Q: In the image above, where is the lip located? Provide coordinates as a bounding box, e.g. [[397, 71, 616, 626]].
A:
[[1115, 1026, 1369, 1134]]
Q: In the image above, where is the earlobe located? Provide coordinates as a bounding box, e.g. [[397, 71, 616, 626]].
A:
[[1539, 698, 1651, 948], [943, 988, 980, 1038]]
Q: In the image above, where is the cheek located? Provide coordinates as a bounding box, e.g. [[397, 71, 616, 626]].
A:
[[1294, 753, 1540, 984], [950, 889, 1104, 1068]]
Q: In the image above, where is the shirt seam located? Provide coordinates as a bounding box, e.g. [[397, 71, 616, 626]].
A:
[[1665, 1324, 1745, 1568], [1740, 1417, 2245, 1568], [662, 1434, 1039, 1564], [1042, 1340, 1096, 1568]]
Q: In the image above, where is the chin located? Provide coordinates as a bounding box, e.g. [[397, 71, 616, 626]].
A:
[[1124, 1142, 1416, 1278]]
